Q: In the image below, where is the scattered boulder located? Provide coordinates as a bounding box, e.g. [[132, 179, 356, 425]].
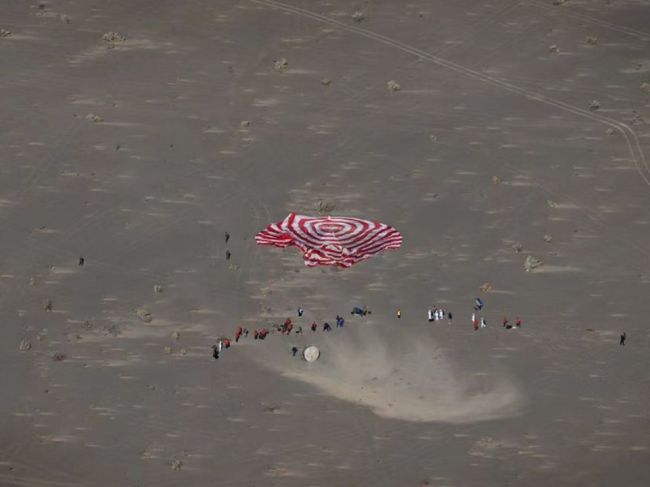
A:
[[492, 175, 501, 185], [85, 113, 103, 123], [606, 127, 616, 136], [548, 45, 559, 54], [240, 120, 250, 128], [352, 10, 365, 22], [585, 35, 598, 45], [52, 352, 67, 362], [543, 234, 553, 243], [164, 346, 172, 354], [0, 29, 12, 38], [153, 284, 163, 294], [479, 282, 493, 292], [273, 58, 288, 71], [136, 308, 153, 323], [512, 243, 523, 253], [172, 331, 180, 341], [641, 82, 650, 94], [524, 255, 543, 272], [321, 78, 332, 86], [170, 459, 183, 471], [552, 0, 567, 5], [386, 80, 401, 92], [19, 340, 32, 352], [43, 299, 53, 312], [316, 198, 335, 214], [547, 199, 559, 208], [60, 14, 71, 24], [102, 32, 126, 43], [589, 100, 601, 111]]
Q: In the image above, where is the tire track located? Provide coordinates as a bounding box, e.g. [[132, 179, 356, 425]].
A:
[[251, 0, 650, 188]]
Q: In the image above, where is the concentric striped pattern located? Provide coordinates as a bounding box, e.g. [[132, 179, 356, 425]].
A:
[[255, 213, 402, 267]]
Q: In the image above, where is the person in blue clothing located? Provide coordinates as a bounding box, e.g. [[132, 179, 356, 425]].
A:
[[474, 298, 484, 311]]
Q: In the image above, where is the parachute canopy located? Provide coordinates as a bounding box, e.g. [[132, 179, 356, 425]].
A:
[[255, 213, 402, 268]]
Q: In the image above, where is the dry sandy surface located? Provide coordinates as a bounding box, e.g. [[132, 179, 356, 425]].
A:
[[1, 0, 650, 485]]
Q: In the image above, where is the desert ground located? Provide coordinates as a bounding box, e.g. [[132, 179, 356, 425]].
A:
[[1, 0, 650, 485]]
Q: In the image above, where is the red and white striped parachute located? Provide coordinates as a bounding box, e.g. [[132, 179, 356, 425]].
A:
[[255, 213, 402, 268]]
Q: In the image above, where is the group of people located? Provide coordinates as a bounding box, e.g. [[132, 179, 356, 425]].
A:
[[212, 307, 362, 359], [211, 297, 528, 359]]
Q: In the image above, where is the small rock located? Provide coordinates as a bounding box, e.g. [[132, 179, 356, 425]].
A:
[[172, 331, 180, 341], [429, 135, 437, 143], [548, 44, 559, 53], [316, 199, 335, 214], [524, 255, 543, 272], [240, 120, 250, 128], [321, 78, 332, 86], [547, 199, 559, 208], [82, 320, 93, 330], [479, 282, 493, 292], [179, 348, 187, 356], [52, 352, 67, 362], [492, 175, 501, 185], [85, 113, 103, 123], [170, 459, 183, 471], [153, 284, 163, 294], [589, 100, 601, 111], [543, 234, 553, 243], [512, 243, 523, 253], [386, 80, 401, 92], [136, 308, 153, 323], [641, 82, 650, 94], [606, 127, 616, 136], [585, 35, 598, 45], [19, 340, 32, 352], [164, 346, 173, 354], [43, 299, 53, 312], [60, 14, 71, 24], [352, 10, 365, 22], [102, 32, 126, 43], [273, 58, 288, 71], [0, 29, 12, 38]]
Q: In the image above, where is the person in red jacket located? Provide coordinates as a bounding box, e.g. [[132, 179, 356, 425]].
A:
[[223, 338, 231, 348], [311, 322, 317, 332], [235, 326, 243, 342]]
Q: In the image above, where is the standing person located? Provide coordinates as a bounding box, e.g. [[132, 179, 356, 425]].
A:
[[472, 313, 479, 331], [448, 311, 453, 322], [428, 309, 434, 323], [396, 309, 401, 319], [297, 307, 304, 317], [235, 326, 243, 343], [212, 345, 219, 360], [503, 317, 511, 329], [311, 322, 317, 332], [480, 317, 487, 329], [286, 322, 293, 335], [223, 338, 231, 348], [620, 332, 626, 346], [323, 322, 332, 332], [244, 328, 249, 337], [253, 329, 259, 340], [296, 326, 303, 335], [515, 317, 522, 328], [474, 298, 484, 311], [291, 346, 299, 357], [225, 232, 230, 243]]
